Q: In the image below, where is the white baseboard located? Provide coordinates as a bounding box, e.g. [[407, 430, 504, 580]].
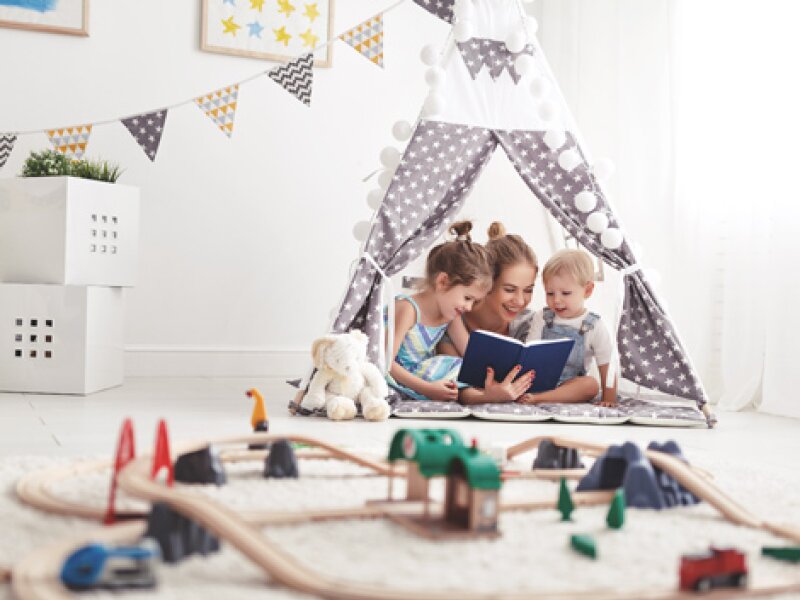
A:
[[124, 346, 310, 377]]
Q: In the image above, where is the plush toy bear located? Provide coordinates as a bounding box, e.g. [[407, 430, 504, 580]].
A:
[[301, 331, 391, 421]]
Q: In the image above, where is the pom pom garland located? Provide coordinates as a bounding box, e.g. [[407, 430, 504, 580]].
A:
[[367, 188, 384, 210], [505, 30, 527, 53], [586, 212, 609, 234], [574, 190, 597, 213], [526, 16, 539, 36], [424, 93, 446, 116], [537, 99, 559, 122], [425, 66, 446, 89], [600, 227, 624, 249], [454, 21, 473, 43], [392, 121, 413, 141], [558, 148, 582, 172], [420, 44, 439, 66], [543, 130, 566, 150], [529, 75, 551, 99], [377, 169, 395, 189], [515, 54, 536, 78], [353, 221, 371, 242], [379, 147, 401, 169]]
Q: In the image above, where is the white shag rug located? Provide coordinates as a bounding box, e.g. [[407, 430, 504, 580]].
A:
[[2, 448, 800, 599]]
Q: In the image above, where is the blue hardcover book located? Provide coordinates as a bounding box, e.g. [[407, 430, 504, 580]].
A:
[[457, 330, 575, 393]]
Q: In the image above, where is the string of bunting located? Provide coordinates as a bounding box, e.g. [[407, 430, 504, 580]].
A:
[[0, 0, 415, 170]]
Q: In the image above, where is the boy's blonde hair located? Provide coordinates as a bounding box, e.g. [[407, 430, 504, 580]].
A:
[[542, 249, 595, 286]]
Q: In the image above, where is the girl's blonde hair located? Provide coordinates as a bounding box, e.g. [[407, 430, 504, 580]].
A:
[[542, 249, 595, 286], [425, 221, 493, 289], [486, 221, 539, 281]]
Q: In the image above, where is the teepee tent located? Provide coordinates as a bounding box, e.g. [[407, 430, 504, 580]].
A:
[[301, 0, 710, 419]]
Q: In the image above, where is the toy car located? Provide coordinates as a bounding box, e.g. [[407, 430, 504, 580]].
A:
[[679, 546, 747, 592], [61, 539, 159, 591]]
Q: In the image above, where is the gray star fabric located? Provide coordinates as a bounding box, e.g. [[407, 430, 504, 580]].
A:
[[324, 121, 708, 410], [121, 111, 168, 162], [457, 39, 535, 84], [412, 0, 455, 23]]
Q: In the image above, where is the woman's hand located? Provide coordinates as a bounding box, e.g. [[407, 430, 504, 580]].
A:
[[424, 380, 459, 402], [481, 366, 534, 403]]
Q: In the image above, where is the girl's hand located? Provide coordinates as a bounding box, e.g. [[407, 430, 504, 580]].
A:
[[517, 393, 538, 404], [482, 366, 534, 403], [425, 380, 459, 402]]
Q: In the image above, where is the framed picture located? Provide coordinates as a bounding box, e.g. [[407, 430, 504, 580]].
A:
[[0, 0, 89, 37], [201, 0, 334, 68]]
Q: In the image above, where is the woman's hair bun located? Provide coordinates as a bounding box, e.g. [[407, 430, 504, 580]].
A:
[[449, 220, 474, 240], [487, 221, 507, 240]]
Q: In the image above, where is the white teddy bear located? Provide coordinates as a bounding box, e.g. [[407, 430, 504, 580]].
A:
[[301, 330, 391, 421]]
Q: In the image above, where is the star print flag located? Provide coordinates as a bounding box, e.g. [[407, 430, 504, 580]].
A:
[[121, 110, 168, 162], [48, 125, 92, 160], [0, 134, 16, 169], [268, 53, 314, 106], [340, 15, 384, 68], [412, 0, 454, 23], [195, 85, 239, 137], [457, 39, 535, 84]]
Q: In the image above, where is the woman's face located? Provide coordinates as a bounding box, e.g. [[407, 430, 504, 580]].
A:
[[482, 262, 537, 324]]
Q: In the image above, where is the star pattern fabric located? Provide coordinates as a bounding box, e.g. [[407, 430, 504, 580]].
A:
[[457, 38, 535, 84], [0, 134, 16, 169], [327, 122, 708, 408], [495, 130, 707, 406], [412, 0, 455, 23], [121, 110, 168, 162], [268, 53, 314, 106], [340, 15, 384, 68], [332, 120, 497, 367], [47, 125, 92, 159], [195, 85, 239, 137]]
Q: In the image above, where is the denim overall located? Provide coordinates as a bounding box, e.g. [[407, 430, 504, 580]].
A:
[[541, 308, 599, 386]]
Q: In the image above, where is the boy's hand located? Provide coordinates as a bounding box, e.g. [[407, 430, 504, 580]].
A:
[[425, 380, 459, 402], [482, 366, 534, 402]]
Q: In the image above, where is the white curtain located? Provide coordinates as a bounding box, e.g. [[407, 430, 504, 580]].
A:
[[533, 0, 800, 417]]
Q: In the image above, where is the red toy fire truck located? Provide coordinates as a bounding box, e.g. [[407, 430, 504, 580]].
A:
[[679, 547, 748, 592]]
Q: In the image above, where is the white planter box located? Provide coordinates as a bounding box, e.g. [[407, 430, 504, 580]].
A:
[[0, 284, 124, 394], [0, 176, 139, 286]]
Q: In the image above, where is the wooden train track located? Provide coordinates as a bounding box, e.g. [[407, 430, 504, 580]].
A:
[[10, 433, 800, 599]]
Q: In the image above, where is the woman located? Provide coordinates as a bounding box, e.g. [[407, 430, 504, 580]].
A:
[[439, 222, 539, 404]]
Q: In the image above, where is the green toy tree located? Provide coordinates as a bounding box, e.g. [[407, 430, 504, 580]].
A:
[[557, 477, 574, 521], [606, 488, 626, 529]]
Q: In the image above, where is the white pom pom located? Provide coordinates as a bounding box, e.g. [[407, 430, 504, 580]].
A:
[[514, 54, 536, 78], [529, 75, 551, 99], [586, 211, 609, 234], [453, 20, 474, 42], [420, 44, 439, 66], [392, 120, 413, 141], [425, 66, 447, 89], [526, 16, 539, 36], [558, 148, 582, 172], [424, 92, 446, 116], [353, 220, 371, 242], [453, 0, 474, 20], [377, 169, 395, 189], [367, 188, 384, 210], [600, 227, 624, 249], [593, 158, 616, 181], [379, 147, 401, 169], [538, 99, 559, 122], [505, 30, 527, 54], [643, 267, 662, 288], [543, 130, 566, 151], [574, 190, 597, 213]]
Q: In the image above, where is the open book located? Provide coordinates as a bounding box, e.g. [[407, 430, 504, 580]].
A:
[[457, 330, 575, 393]]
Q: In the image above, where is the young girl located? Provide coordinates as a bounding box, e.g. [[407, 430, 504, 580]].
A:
[[386, 221, 493, 402]]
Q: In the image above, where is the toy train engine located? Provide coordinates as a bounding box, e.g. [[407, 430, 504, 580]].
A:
[[61, 540, 159, 591]]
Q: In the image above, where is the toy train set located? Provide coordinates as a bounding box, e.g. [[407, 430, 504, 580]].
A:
[[4, 389, 800, 599]]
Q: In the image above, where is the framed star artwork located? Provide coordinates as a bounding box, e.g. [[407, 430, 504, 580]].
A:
[[201, 0, 334, 67], [0, 0, 89, 36]]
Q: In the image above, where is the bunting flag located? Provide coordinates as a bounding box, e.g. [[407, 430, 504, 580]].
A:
[[268, 53, 314, 106], [0, 134, 16, 169], [340, 15, 384, 68], [457, 39, 535, 84], [47, 125, 92, 159], [121, 110, 168, 162], [412, 0, 454, 23], [195, 85, 239, 137]]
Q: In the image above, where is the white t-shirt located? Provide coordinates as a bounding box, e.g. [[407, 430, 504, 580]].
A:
[[524, 309, 614, 372]]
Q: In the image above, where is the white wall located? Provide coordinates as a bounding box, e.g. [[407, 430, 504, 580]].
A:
[[0, 1, 684, 379]]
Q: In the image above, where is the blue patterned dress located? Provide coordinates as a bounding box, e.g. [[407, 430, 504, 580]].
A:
[[385, 295, 465, 401]]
